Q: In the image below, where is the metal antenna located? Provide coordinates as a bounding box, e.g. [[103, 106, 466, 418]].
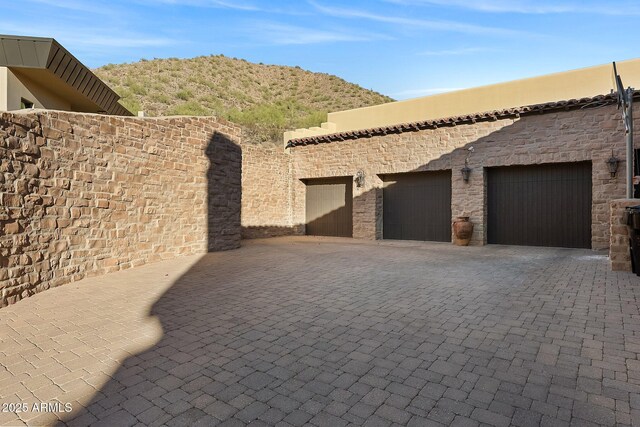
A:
[[613, 62, 635, 198]]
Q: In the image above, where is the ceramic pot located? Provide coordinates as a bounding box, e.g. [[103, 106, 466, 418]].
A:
[[453, 216, 474, 246]]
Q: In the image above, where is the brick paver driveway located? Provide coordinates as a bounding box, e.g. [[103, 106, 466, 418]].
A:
[[2, 237, 640, 427]]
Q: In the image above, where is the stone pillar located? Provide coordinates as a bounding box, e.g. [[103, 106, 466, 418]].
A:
[[451, 149, 485, 245], [610, 199, 639, 271], [352, 173, 379, 240]]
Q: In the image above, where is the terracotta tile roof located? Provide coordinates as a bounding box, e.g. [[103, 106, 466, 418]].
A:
[[286, 92, 638, 148]]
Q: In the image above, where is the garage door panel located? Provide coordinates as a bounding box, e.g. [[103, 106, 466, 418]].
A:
[[305, 177, 353, 237], [487, 162, 591, 248], [383, 171, 451, 242]]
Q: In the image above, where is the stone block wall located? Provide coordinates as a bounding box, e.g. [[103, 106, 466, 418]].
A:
[[0, 111, 242, 307], [290, 105, 631, 249], [610, 199, 639, 271], [241, 143, 300, 238]]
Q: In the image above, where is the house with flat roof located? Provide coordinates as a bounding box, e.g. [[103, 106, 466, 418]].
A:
[[0, 35, 131, 116], [279, 60, 640, 259], [285, 58, 640, 142]]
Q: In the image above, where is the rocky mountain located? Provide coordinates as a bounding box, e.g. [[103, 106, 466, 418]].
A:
[[95, 55, 393, 142]]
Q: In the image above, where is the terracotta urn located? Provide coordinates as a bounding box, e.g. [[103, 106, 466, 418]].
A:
[[453, 216, 474, 246]]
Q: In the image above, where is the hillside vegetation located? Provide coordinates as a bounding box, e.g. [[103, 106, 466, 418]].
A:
[[94, 55, 393, 142]]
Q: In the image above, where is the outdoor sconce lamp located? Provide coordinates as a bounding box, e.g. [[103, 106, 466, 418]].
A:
[[606, 153, 619, 178], [461, 146, 474, 183], [355, 170, 365, 188], [461, 163, 472, 182]]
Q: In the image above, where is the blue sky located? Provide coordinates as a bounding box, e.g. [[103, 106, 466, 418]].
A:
[[3, 0, 640, 100]]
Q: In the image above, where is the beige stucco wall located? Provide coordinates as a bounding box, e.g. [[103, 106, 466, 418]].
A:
[[285, 58, 640, 142], [0, 67, 7, 111], [287, 104, 635, 250], [1, 67, 71, 111]]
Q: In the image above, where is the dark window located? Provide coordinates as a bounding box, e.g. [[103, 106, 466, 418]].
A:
[[20, 98, 34, 109]]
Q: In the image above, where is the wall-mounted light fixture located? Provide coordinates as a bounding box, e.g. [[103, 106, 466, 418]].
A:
[[607, 152, 620, 178], [354, 170, 365, 188], [461, 146, 474, 183], [461, 163, 472, 182]]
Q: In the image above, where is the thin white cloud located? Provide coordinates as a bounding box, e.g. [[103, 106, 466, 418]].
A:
[[73, 36, 176, 48], [208, 0, 258, 10], [149, 0, 260, 11], [249, 22, 391, 45], [385, 0, 640, 15], [0, 21, 176, 49], [19, 0, 118, 15], [391, 87, 465, 98], [139, 0, 313, 16], [308, 1, 532, 36], [419, 47, 493, 56]]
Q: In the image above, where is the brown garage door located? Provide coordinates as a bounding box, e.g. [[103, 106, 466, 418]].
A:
[[305, 177, 353, 237], [383, 171, 452, 242], [487, 161, 592, 248]]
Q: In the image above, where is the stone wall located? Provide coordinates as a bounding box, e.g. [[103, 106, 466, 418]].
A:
[[0, 111, 242, 307], [610, 199, 639, 271], [241, 143, 299, 238], [290, 105, 632, 249]]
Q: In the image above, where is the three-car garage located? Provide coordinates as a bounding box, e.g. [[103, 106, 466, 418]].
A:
[[304, 161, 592, 249]]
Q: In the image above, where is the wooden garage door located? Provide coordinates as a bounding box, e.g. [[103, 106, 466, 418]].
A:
[[487, 162, 592, 248], [305, 177, 353, 237], [383, 171, 452, 242]]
